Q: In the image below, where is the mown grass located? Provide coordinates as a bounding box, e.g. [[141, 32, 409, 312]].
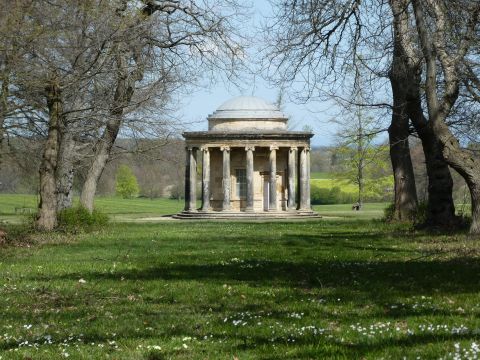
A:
[[310, 172, 332, 179], [0, 194, 387, 224], [0, 195, 185, 224], [1, 218, 480, 359]]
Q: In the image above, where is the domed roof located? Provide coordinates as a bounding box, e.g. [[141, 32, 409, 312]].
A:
[[208, 96, 287, 120]]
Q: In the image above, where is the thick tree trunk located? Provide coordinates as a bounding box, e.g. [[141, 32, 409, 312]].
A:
[[388, 119, 418, 220], [407, 96, 456, 226], [389, 23, 456, 226], [37, 81, 62, 231], [433, 121, 480, 234], [56, 131, 75, 211], [388, 65, 418, 221], [471, 185, 480, 235]]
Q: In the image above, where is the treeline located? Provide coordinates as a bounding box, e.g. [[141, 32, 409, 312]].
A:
[[1, 138, 185, 198], [311, 142, 470, 206]]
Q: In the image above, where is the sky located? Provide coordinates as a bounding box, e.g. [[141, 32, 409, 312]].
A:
[[178, 0, 338, 147]]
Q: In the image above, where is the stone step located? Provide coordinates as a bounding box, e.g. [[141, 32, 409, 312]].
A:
[[172, 211, 321, 220]]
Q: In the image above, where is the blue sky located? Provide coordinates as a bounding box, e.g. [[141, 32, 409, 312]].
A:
[[179, 0, 338, 147]]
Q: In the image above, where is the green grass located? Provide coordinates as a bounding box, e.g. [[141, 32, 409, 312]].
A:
[[311, 179, 358, 193], [0, 194, 386, 224], [310, 172, 332, 179], [313, 203, 388, 219], [1, 220, 479, 359], [0, 194, 186, 224]]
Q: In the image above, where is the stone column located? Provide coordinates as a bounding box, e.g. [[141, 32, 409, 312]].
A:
[[245, 146, 255, 212], [221, 146, 231, 211], [200, 147, 210, 212], [269, 145, 278, 211], [184, 147, 197, 212], [299, 146, 309, 210], [306, 146, 311, 209], [288, 146, 297, 210]]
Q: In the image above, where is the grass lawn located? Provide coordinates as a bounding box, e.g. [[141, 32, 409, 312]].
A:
[[1, 217, 480, 359], [310, 172, 332, 179], [0, 194, 387, 224], [0, 195, 186, 224]]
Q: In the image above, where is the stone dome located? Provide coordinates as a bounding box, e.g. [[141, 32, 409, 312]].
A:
[[208, 96, 288, 132]]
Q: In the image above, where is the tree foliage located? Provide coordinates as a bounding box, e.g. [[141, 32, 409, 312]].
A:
[[115, 165, 139, 199]]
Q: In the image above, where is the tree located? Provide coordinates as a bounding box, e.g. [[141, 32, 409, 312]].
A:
[[263, 0, 420, 220], [16, 0, 127, 230], [79, 0, 247, 212], [115, 165, 139, 199], [332, 61, 393, 208], [0, 0, 246, 229], [410, 0, 480, 233], [263, 0, 472, 228], [390, 0, 456, 226], [333, 116, 393, 207]]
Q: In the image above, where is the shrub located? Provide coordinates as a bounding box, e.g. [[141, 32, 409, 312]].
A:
[[383, 201, 428, 224], [57, 206, 108, 233], [116, 165, 140, 199], [311, 185, 356, 205]]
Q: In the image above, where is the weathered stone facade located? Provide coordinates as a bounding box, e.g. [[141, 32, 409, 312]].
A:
[[176, 96, 317, 219]]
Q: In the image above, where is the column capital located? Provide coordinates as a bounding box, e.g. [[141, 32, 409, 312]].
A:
[[200, 146, 209, 152], [289, 146, 298, 152], [245, 146, 255, 152], [270, 145, 279, 151], [220, 146, 230, 152], [302, 146, 311, 152]]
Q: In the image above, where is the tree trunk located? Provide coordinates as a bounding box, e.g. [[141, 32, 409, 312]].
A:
[[79, 48, 138, 212], [409, 0, 480, 234], [407, 96, 456, 226], [388, 122, 418, 220], [471, 185, 480, 235], [79, 115, 122, 212], [388, 62, 418, 221], [357, 158, 364, 209], [389, 24, 456, 226], [433, 121, 480, 234], [0, 72, 8, 164], [56, 130, 75, 211], [390, 27, 456, 226], [37, 81, 62, 231]]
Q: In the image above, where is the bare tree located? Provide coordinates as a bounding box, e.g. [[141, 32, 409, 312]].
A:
[[263, 0, 421, 220], [410, 0, 480, 233], [389, 0, 456, 225], [79, 0, 247, 212], [6, 1, 131, 229], [263, 0, 468, 227]]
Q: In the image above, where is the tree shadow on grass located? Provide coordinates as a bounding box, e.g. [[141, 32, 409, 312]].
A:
[[30, 256, 480, 304]]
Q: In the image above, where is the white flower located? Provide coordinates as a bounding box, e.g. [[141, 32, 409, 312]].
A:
[[78, 279, 86, 284], [182, 343, 188, 349]]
